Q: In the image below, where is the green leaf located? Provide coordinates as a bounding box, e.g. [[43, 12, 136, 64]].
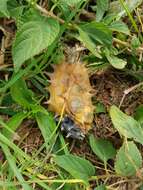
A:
[[0, 0, 10, 18], [54, 154, 95, 183], [16, 8, 43, 28], [95, 102, 106, 114], [95, 184, 107, 190], [115, 141, 142, 176], [105, 49, 127, 69], [107, 55, 127, 69], [89, 134, 116, 163], [1, 144, 32, 190], [134, 105, 143, 125], [59, 0, 84, 7], [12, 17, 60, 72], [110, 105, 143, 145], [7, 0, 24, 20], [0, 93, 17, 115], [79, 21, 112, 46], [78, 27, 102, 58], [36, 112, 57, 149], [10, 78, 36, 108], [0, 131, 31, 161], [139, 184, 143, 190], [30, 104, 48, 115], [57, 0, 84, 17], [0, 117, 21, 143], [131, 35, 141, 49], [109, 21, 130, 35], [2, 112, 27, 139], [96, 0, 109, 22], [108, 0, 143, 19]]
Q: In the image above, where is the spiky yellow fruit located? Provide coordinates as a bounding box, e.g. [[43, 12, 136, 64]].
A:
[[48, 62, 94, 134]]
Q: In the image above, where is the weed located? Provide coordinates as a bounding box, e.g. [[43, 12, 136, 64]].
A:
[[0, 0, 143, 189]]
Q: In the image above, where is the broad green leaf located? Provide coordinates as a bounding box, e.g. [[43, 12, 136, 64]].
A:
[[10, 78, 35, 108], [7, 188, 17, 190], [7, 0, 24, 20], [89, 134, 116, 163], [106, 54, 127, 69], [30, 104, 49, 115], [95, 102, 106, 114], [57, 0, 85, 17], [115, 141, 142, 176], [2, 112, 27, 139], [105, 48, 127, 69], [12, 17, 59, 72], [57, 184, 77, 190], [139, 184, 143, 190], [110, 105, 143, 145], [102, 13, 117, 25], [16, 8, 44, 28], [134, 105, 143, 125], [108, 0, 143, 19], [79, 21, 112, 46], [95, 184, 107, 190], [78, 27, 102, 58], [54, 154, 95, 183], [36, 112, 57, 149], [59, 0, 83, 6], [109, 21, 130, 35], [131, 35, 141, 49], [96, 0, 109, 22], [0, 0, 10, 18], [0, 117, 21, 143]]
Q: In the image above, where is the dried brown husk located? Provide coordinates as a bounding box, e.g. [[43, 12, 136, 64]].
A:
[[47, 62, 94, 134]]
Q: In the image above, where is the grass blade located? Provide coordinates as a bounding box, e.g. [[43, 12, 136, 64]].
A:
[[1, 144, 32, 190]]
